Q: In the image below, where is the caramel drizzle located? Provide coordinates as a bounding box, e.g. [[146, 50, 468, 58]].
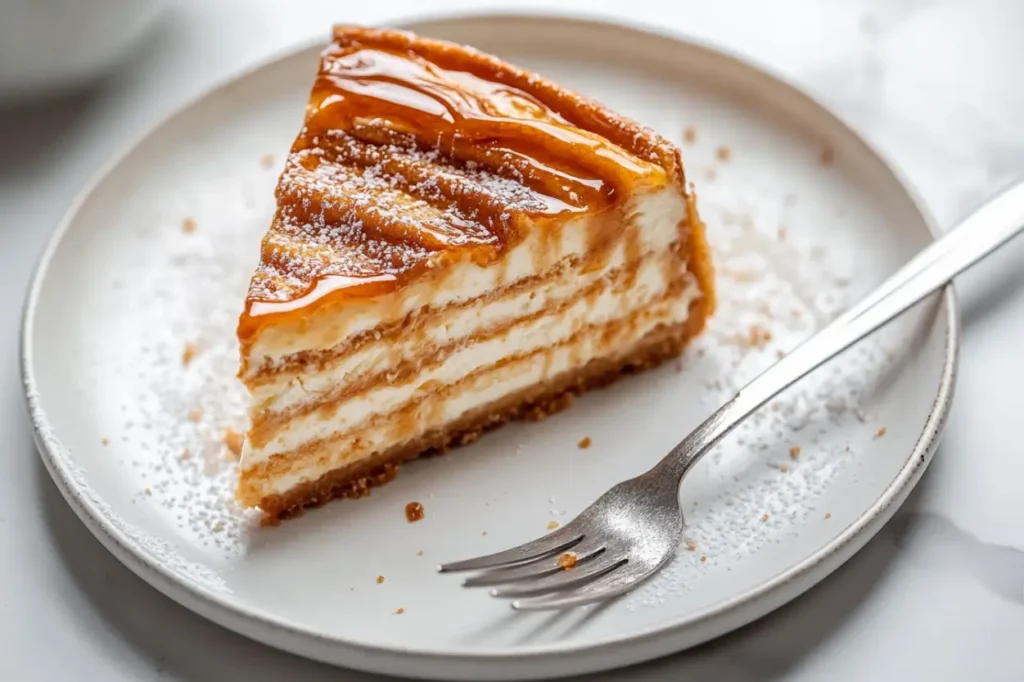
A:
[[309, 47, 651, 209]]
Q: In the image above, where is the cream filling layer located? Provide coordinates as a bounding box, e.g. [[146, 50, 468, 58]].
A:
[[241, 263, 698, 468], [245, 188, 685, 371], [250, 242, 683, 416], [248, 286, 698, 496]]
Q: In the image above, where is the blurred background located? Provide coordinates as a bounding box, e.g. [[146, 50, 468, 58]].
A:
[[3, 1, 1024, 680]]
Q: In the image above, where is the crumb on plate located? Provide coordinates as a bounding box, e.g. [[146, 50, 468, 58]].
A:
[[825, 512, 832, 519], [188, 409, 202, 423], [761, 513, 770, 522], [875, 426, 887, 439], [181, 217, 196, 234], [558, 552, 577, 570], [181, 342, 199, 367], [547, 520, 560, 530], [789, 446, 801, 459], [747, 325, 772, 348], [577, 436, 592, 450], [405, 501, 425, 523], [683, 126, 697, 143], [223, 428, 244, 458], [376, 576, 385, 584], [394, 607, 405, 615], [260, 153, 275, 168], [819, 145, 835, 166], [715, 145, 731, 161]]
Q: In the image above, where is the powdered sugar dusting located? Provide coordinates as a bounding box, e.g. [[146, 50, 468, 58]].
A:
[[619, 131, 918, 610]]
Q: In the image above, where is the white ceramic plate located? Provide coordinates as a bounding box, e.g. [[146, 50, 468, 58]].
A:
[[23, 12, 957, 681]]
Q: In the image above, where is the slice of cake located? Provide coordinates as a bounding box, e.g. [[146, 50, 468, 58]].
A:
[[236, 26, 715, 518]]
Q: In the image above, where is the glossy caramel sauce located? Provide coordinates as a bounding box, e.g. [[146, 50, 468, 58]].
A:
[[238, 28, 680, 348]]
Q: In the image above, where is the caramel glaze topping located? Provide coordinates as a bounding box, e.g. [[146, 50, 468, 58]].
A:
[[239, 27, 695, 348]]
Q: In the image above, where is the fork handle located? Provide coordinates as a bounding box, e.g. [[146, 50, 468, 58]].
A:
[[650, 180, 1024, 485]]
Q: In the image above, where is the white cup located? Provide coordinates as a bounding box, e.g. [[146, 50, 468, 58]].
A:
[[0, 0, 168, 101]]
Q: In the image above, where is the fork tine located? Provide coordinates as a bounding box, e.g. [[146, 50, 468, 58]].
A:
[[490, 556, 626, 599], [437, 527, 584, 573], [462, 546, 605, 587], [509, 560, 649, 610]]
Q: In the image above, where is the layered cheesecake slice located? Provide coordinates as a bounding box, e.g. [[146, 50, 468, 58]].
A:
[[236, 26, 715, 518]]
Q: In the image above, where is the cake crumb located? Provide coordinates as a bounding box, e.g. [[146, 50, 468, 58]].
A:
[[260, 153, 275, 168], [874, 426, 887, 439], [715, 145, 731, 162], [700, 555, 707, 563], [779, 464, 790, 472], [405, 501, 425, 523], [704, 167, 718, 182], [683, 126, 697, 143], [376, 576, 385, 584], [776, 350, 786, 360], [181, 217, 196, 234], [482, 531, 488, 536], [416, 550, 424, 556], [180, 449, 191, 461], [747, 325, 772, 348], [558, 552, 577, 570], [825, 513, 832, 519], [394, 607, 405, 615], [577, 436, 592, 450], [819, 145, 835, 166], [547, 520, 560, 530], [789, 446, 801, 459], [181, 342, 199, 367], [777, 226, 788, 242], [101, 438, 109, 446], [761, 513, 770, 522], [188, 409, 202, 423], [724, 268, 758, 283], [144, 487, 152, 496], [686, 540, 697, 551], [223, 428, 244, 458]]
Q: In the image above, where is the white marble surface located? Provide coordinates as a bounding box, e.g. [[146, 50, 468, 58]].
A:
[[2, 0, 1023, 679]]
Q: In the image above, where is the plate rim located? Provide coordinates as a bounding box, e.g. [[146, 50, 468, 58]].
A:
[[21, 8, 960, 679]]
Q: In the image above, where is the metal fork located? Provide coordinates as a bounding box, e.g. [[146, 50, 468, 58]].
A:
[[439, 181, 1024, 610]]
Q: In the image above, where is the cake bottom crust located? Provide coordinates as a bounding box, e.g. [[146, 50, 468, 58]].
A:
[[257, 312, 706, 522]]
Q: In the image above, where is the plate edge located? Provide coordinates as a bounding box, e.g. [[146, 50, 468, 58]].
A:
[[19, 8, 962, 681]]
